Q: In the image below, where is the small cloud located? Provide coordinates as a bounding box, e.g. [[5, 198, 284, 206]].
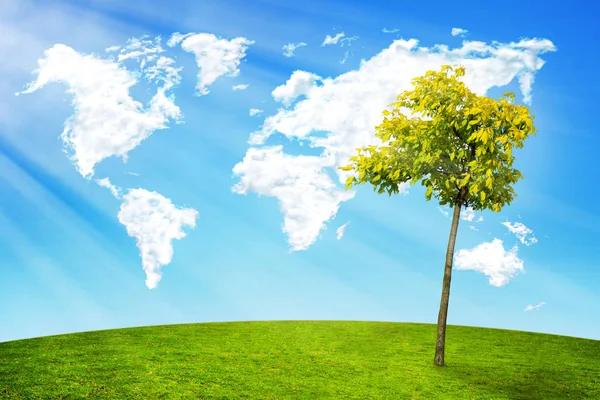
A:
[[322, 32, 345, 46], [271, 70, 321, 106], [105, 36, 183, 90], [282, 42, 307, 57], [110, 35, 163, 64], [461, 207, 475, 222], [382, 28, 400, 34], [451, 27, 469, 37], [339, 50, 351, 64], [336, 221, 350, 240], [126, 171, 140, 177], [469, 225, 478, 231], [105, 45, 121, 52], [454, 238, 524, 287], [249, 108, 264, 116], [525, 302, 546, 312], [398, 182, 410, 195], [476, 216, 484, 223], [340, 36, 359, 47], [166, 32, 188, 47], [438, 207, 449, 217], [95, 177, 122, 199], [502, 221, 538, 246], [233, 84, 249, 91]]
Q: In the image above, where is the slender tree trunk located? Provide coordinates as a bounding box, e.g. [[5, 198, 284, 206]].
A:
[[434, 198, 463, 366]]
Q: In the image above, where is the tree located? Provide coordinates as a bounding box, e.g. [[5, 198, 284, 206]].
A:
[[340, 65, 536, 366]]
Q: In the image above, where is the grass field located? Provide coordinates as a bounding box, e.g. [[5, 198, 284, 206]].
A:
[[1, 321, 599, 399]]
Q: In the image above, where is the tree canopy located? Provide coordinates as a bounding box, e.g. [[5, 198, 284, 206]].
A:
[[340, 65, 537, 211]]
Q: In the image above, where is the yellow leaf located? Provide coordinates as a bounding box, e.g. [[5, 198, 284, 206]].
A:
[[481, 130, 489, 143]]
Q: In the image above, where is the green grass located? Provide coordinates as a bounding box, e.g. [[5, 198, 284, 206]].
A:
[[1, 321, 599, 399]]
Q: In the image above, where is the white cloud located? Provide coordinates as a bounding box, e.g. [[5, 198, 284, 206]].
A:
[[250, 37, 555, 160], [451, 28, 469, 37], [525, 301, 546, 312], [117, 188, 199, 289], [340, 36, 359, 47], [454, 238, 524, 287], [249, 108, 264, 116], [461, 207, 475, 222], [382, 28, 400, 34], [322, 32, 345, 46], [168, 32, 254, 95], [126, 171, 140, 177], [271, 70, 321, 106], [108, 35, 162, 64], [142, 56, 183, 91], [439, 206, 477, 222], [282, 42, 307, 57], [233, 84, 249, 91], [95, 177, 121, 198], [476, 216, 484, 223], [336, 221, 350, 240], [106, 36, 182, 90], [232, 146, 355, 251], [502, 221, 538, 246], [397, 182, 410, 194], [19, 40, 182, 178], [469, 225, 478, 231], [237, 36, 555, 250], [340, 50, 351, 64]]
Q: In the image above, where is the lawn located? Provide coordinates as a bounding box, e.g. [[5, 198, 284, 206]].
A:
[[1, 321, 598, 399]]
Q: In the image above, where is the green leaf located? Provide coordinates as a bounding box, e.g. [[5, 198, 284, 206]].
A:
[[425, 185, 433, 200]]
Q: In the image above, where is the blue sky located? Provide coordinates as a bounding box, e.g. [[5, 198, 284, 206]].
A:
[[0, 0, 598, 343]]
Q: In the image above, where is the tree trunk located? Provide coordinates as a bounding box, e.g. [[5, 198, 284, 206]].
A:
[[434, 198, 463, 366]]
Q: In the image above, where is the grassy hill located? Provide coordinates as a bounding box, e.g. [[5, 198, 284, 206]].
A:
[[1, 321, 598, 399]]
